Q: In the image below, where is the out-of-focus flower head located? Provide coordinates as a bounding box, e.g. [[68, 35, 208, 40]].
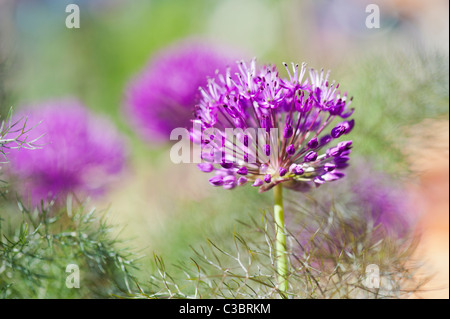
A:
[[348, 164, 417, 237], [283, 161, 419, 282], [286, 160, 418, 257], [124, 39, 241, 142], [6, 99, 126, 207], [193, 59, 354, 193]]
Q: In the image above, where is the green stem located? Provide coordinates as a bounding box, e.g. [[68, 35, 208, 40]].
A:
[[273, 184, 288, 295]]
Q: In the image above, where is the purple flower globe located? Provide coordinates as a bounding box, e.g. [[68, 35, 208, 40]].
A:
[[124, 39, 241, 142], [192, 59, 354, 193], [6, 99, 126, 207]]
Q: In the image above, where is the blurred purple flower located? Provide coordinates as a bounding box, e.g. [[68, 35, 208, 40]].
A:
[[193, 59, 354, 193], [349, 165, 416, 237], [285, 163, 417, 278], [287, 160, 417, 254], [124, 39, 240, 142], [6, 99, 126, 207]]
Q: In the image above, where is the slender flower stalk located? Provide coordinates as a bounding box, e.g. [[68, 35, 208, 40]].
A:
[[273, 184, 288, 293]]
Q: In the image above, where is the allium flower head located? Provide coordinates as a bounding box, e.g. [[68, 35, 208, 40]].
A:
[[193, 59, 354, 192], [6, 99, 126, 206], [124, 39, 240, 142]]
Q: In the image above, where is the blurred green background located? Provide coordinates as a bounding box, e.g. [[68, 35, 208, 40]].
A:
[[0, 0, 448, 294]]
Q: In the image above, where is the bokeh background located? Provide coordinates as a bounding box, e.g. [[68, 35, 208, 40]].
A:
[[0, 0, 448, 298]]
